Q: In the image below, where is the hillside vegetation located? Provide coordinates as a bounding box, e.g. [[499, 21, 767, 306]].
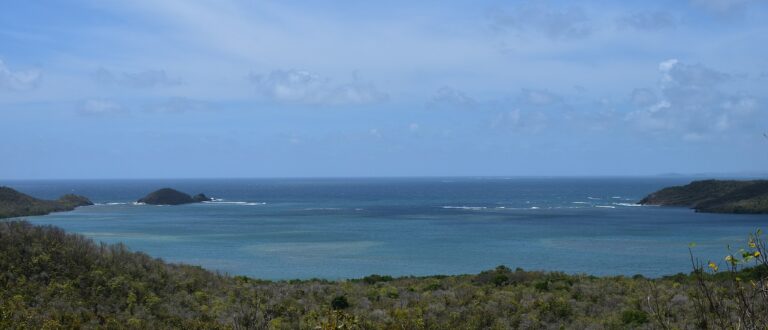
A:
[[2, 220, 768, 329], [137, 188, 211, 205], [639, 179, 768, 213], [0, 187, 92, 219]]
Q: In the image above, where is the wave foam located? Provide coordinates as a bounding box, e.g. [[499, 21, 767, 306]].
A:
[[204, 201, 267, 206], [613, 203, 642, 207], [442, 206, 487, 210]]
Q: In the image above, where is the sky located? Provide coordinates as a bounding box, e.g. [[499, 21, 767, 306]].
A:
[[1, 0, 767, 179]]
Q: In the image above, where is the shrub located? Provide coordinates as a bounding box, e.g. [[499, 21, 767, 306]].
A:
[[361, 274, 393, 285], [331, 295, 350, 310], [620, 309, 648, 325], [541, 297, 573, 320]]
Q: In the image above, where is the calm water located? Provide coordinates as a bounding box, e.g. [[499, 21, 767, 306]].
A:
[[4, 177, 767, 279]]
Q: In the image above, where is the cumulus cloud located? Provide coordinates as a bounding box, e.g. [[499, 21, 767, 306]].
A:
[[660, 59, 729, 87], [630, 88, 658, 107], [428, 86, 478, 110], [690, 0, 753, 12], [93, 67, 181, 88], [490, 108, 549, 133], [249, 69, 388, 106], [518, 88, 562, 106], [148, 97, 208, 113], [79, 99, 124, 116], [0, 59, 41, 91], [489, 2, 591, 40], [618, 11, 678, 30], [427, 86, 556, 132], [626, 59, 758, 141]]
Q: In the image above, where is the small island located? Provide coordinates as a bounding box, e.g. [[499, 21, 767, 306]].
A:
[[639, 179, 768, 214], [137, 188, 211, 205], [0, 186, 93, 219]]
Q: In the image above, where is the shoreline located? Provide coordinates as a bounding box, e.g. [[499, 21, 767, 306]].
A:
[[2, 219, 764, 328]]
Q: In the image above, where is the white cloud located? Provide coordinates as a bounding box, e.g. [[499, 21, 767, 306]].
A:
[[148, 97, 207, 113], [428, 86, 561, 131], [489, 2, 591, 40], [626, 59, 758, 141], [428, 86, 478, 110], [0, 59, 41, 91], [630, 88, 658, 107], [618, 11, 678, 31], [659, 59, 729, 88], [249, 69, 388, 106], [519, 88, 562, 106], [79, 99, 124, 115], [690, 0, 753, 12], [658, 59, 679, 82], [491, 109, 548, 133], [93, 67, 181, 88]]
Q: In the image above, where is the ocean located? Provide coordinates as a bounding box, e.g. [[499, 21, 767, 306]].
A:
[[5, 177, 767, 279]]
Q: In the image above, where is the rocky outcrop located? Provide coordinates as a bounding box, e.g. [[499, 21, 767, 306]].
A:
[[639, 180, 768, 214], [192, 193, 211, 203], [137, 188, 211, 205], [0, 186, 93, 218]]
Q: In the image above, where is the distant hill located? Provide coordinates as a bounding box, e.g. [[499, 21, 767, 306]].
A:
[[137, 188, 210, 205], [0, 186, 93, 219], [639, 180, 768, 214]]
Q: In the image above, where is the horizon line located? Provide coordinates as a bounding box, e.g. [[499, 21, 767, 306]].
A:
[[2, 173, 767, 181]]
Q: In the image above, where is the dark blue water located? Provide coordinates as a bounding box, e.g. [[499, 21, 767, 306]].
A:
[[4, 177, 766, 279]]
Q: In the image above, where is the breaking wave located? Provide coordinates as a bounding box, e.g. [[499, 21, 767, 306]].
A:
[[203, 201, 267, 206], [441, 206, 488, 210]]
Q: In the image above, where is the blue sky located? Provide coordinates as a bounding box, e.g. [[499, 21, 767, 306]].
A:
[[1, 0, 767, 179]]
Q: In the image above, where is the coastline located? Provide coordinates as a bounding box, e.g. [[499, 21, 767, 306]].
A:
[[4, 219, 762, 328]]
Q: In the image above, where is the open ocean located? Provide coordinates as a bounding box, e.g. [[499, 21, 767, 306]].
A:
[[4, 177, 767, 279]]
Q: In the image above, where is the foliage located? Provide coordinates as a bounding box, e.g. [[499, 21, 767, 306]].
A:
[[687, 229, 768, 329], [0, 187, 92, 219], [331, 295, 350, 310], [2, 220, 768, 328], [136, 188, 210, 205], [639, 179, 768, 213]]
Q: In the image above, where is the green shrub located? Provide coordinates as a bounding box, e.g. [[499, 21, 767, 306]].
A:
[[331, 295, 350, 310], [620, 309, 648, 325], [541, 297, 573, 320], [361, 274, 393, 285]]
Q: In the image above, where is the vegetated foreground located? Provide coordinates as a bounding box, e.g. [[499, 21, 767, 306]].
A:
[[1, 221, 767, 329]]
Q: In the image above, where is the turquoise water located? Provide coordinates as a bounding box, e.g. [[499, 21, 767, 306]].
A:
[[6, 177, 767, 279]]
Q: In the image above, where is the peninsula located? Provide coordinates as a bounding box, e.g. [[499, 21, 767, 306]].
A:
[[639, 179, 768, 214], [0, 186, 93, 219]]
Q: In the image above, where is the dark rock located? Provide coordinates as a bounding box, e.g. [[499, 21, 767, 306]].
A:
[[192, 193, 211, 202], [639, 180, 768, 214], [137, 188, 210, 205]]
